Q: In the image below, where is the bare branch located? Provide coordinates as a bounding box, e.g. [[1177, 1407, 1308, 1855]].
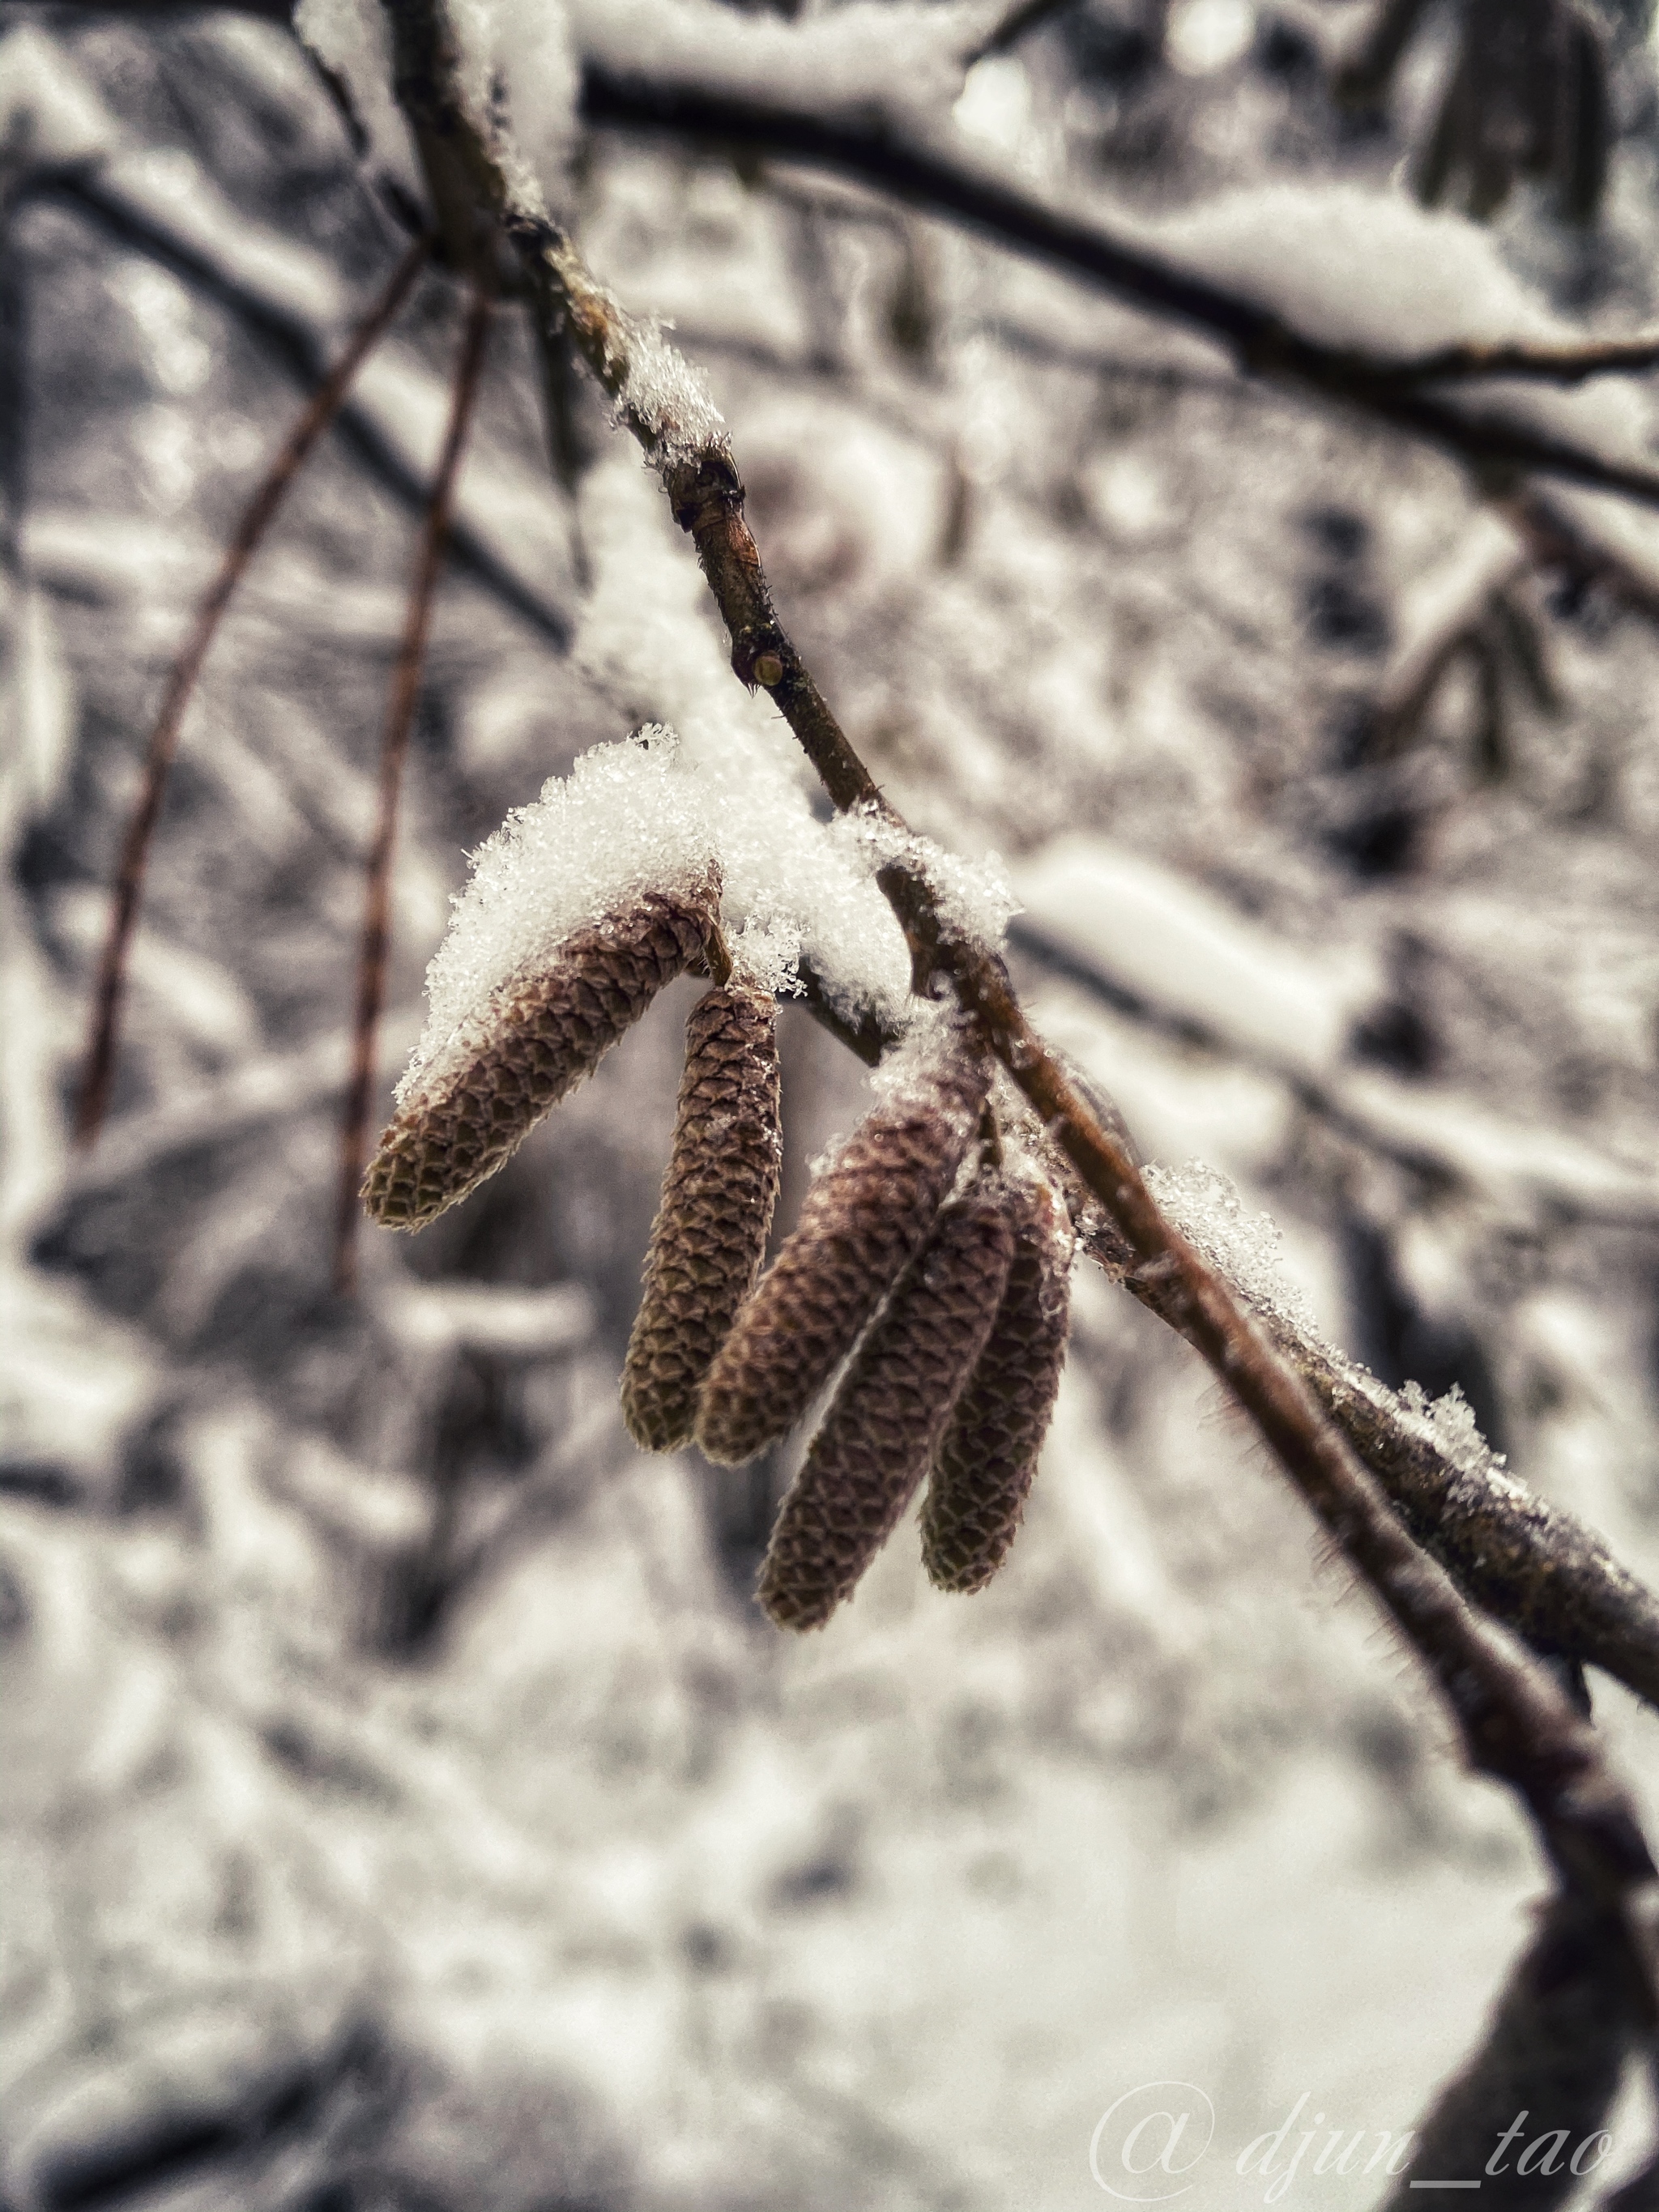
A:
[[36, 162, 570, 646], [1077, 1213, 1659, 1714], [73, 235, 429, 1149], [1378, 1891, 1653, 2201], [334, 287, 492, 1294]]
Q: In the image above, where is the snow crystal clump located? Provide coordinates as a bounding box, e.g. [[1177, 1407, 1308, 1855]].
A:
[[1143, 1161, 1324, 1340], [1149, 185, 1571, 361], [851, 811, 1020, 952], [620, 326, 727, 471], [399, 731, 714, 1102], [1393, 1379, 1507, 1480], [577, 453, 914, 1029]]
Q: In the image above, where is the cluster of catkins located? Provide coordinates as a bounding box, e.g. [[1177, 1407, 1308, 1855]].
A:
[[363, 867, 1074, 1630]]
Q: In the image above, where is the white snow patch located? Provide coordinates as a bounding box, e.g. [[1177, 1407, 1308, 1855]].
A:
[[293, 0, 422, 204], [0, 23, 117, 161], [953, 58, 1032, 158], [1166, 0, 1256, 76], [1014, 837, 1373, 1079], [574, 0, 986, 134], [1143, 1160, 1324, 1341], [574, 453, 914, 1028], [1149, 185, 1570, 361], [400, 731, 715, 1102], [854, 808, 1019, 950]]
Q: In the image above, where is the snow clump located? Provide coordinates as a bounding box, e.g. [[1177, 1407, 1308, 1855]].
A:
[[399, 729, 714, 1103], [1142, 1160, 1324, 1340]]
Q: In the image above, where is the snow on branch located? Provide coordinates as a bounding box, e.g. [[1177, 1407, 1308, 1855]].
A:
[[578, 67, 1659, 511], [370, 0, 1659, 2046], [1082, 1166, 1659, 1715]]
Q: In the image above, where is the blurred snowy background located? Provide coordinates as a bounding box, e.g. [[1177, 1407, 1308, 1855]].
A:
[[3, 2, 1659, 2206]]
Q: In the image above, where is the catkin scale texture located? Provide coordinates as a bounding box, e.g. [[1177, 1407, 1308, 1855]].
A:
[[693, 1046, 993, 1467], [362, 883, 716, 1231], [921, 1178, 1074, 1594], [621, 981, 783, 1451], [757, 1183, 1016, 1632]]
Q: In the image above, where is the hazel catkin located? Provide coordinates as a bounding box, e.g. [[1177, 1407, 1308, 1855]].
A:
[[757, 1178, 1016, 1632], [693, 1040, 993, 1467], [920, 1174, 1074, 1595], [621, 978, 783, 1451], [363, 878, 718, 1232]]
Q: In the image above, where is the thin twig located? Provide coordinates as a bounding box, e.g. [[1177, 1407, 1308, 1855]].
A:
[[1509, 482, 1659, 629], [386, 0, 1659, 2022], [1378, 1890, 1653, 2201], [73, 235, 430, 1149], [41, 171, 569, 646], [1374, 331, 1659, 385], [1077, 1215, 1659, 1714], [577, 69, 1659, 507], [333, 286, 491, 1296]]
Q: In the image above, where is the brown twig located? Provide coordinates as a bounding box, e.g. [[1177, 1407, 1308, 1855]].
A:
[[1372, 331, 1659, 386], [1377, 1890, 1653, 2200], [74, 235, 430, 1149], [1078, 1218, 1659, 1714], [333, 285, 491, 1295], [383, 0, 1659, 2030]]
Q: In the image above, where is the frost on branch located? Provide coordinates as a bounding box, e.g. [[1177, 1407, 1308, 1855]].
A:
[[1144, 1160, 1326, 1343], [1144, 1161, 1511, 1496], [618, 326, 728, 474]]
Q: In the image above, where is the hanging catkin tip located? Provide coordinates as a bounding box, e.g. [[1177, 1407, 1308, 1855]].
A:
[[363, 875, 719, 1232]]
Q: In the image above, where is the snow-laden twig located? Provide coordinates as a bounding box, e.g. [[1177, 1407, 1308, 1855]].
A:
[[1074, 1186, 1659, 1715], [382, 0, 1659, 2040], [578, 68, 1659, 509]]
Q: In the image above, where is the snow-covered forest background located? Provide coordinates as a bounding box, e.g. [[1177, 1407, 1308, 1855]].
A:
[[4, 0, 1659, 2205]]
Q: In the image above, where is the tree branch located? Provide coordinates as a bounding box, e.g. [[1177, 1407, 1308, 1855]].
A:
[[33, 166, 570, 647], [383, 0, 1659, 2027], [578, 67, 1659, 511]]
